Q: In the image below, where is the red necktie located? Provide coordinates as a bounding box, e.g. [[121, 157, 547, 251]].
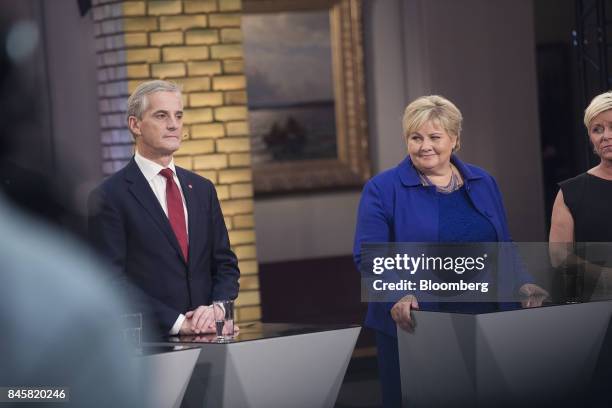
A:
[[159, 168, 188, 261]]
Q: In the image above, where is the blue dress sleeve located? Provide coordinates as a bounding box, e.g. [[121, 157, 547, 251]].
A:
[[353, 180, 403, 318], [353, 180, 391, 267]]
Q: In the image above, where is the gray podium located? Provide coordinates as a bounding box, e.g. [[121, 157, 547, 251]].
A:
[[156, 323, 360, 408], [139, 346, 202, 408], [398, 301, 612, 407]]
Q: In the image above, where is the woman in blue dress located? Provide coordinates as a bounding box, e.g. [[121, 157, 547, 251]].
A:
[[353, 95, 547, 407]]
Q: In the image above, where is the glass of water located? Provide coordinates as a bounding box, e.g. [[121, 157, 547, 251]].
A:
[[212, 300, 234, 342], [120, 312, 142, 352]]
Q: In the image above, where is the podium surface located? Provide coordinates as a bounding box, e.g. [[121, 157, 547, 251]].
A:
[[397, 301, 612, 407], [152, 323, 360, 408], [139, 346, 202, 408]]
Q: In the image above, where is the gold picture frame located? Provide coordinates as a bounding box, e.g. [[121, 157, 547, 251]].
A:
[[243, 0, 370, 195]]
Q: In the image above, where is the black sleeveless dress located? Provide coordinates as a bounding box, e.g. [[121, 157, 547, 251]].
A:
[[559, 172, 612, 242]]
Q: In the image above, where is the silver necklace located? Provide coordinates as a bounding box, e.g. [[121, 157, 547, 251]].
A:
[[417, 166, 461, 194]]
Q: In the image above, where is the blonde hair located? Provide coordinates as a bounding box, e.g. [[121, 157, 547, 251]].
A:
[[402, 95, 463, 151], [584, 91, 612, 129]]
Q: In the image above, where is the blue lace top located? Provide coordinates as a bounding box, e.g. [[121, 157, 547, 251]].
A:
[[438, 186, 497, 242]]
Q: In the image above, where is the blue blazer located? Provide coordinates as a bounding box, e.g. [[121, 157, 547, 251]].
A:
[[353, 155, 530, 337], [89, 158, 240, 334]]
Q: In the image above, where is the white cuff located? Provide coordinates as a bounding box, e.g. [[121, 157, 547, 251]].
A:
[[169, 313, 186, 335]]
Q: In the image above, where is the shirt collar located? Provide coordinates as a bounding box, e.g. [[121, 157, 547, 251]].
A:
[[134, 151, 177, 182]]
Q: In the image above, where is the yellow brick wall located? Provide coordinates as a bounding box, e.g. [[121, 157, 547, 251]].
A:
[[92, 0, 261, 324]]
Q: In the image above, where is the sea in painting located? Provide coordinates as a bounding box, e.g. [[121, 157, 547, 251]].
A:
[[242, 10, 337, 165], [248, 101, 336, 164]]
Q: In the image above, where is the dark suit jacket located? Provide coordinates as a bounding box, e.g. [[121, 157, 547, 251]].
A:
[[88, 158, 240, 334]]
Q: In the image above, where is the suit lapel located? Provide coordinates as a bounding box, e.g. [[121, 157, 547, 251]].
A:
[[124, 159, 187, 265], [176, 167, 199, 266]]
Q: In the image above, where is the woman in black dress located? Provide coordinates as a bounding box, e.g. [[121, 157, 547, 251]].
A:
[[549, 91, 612, 296]]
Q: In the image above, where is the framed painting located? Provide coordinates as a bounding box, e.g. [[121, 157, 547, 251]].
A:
[[242, 0, 370, 195]]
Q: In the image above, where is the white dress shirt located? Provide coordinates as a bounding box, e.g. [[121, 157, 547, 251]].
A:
[[134, 151, 188, 335]]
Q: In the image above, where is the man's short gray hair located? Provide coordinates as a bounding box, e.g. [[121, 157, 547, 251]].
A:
[[126, 80, 182, 121]]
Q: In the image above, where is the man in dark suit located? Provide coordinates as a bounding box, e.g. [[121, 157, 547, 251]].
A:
[[89, 80, 240, 336]]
